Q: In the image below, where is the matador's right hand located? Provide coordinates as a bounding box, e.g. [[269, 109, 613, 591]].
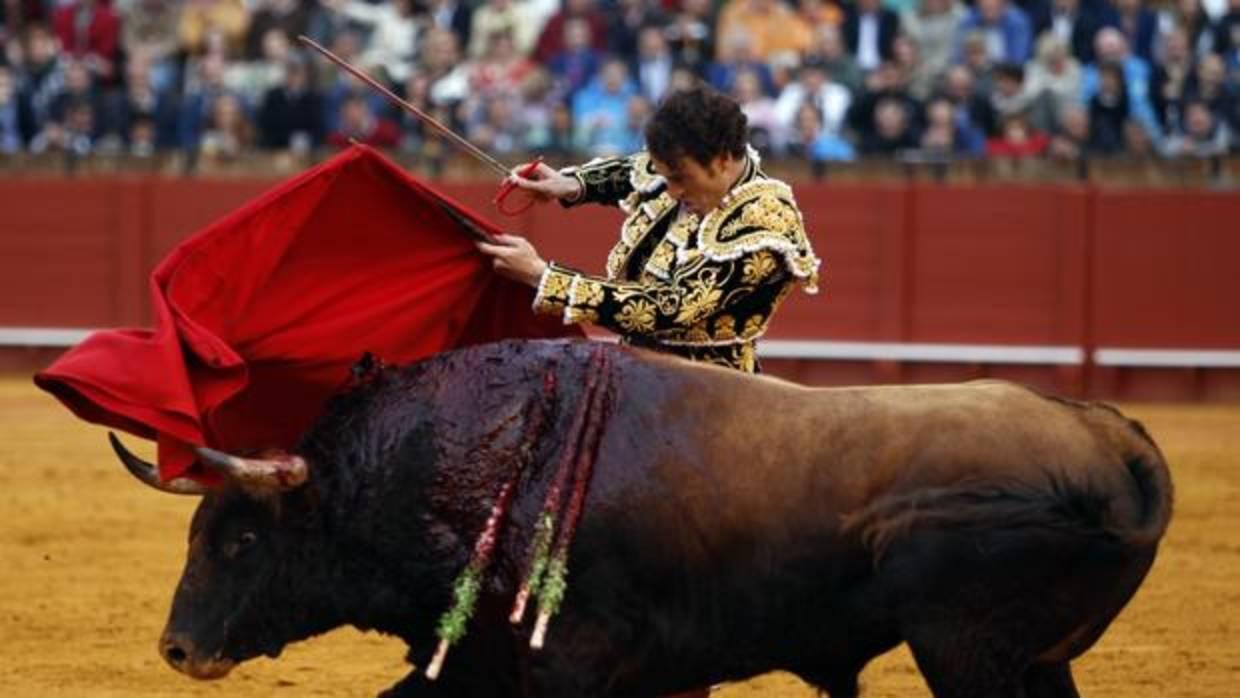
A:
[[507, 162, 583, 203]]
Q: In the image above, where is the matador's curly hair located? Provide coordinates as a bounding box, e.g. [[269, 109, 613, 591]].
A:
[[644, 85, 748, 168]]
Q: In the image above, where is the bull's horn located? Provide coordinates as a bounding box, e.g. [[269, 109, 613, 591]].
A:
[[194, 446, 309, 492], [108, 432, 210, 496]]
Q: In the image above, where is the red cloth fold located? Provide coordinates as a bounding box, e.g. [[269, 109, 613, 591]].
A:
[[34, 145, 579, 481]]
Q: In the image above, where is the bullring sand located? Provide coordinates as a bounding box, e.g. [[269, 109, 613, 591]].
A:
[[2, 377, 1237, 697]]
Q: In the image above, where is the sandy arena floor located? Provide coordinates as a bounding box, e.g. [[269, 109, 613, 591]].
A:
[[2, 376, 1237, 697]]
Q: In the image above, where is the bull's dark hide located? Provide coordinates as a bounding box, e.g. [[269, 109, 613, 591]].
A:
[[153, 339, 1172, 698]]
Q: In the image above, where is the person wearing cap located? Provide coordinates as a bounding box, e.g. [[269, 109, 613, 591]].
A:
[[475, 85, 820, 374]]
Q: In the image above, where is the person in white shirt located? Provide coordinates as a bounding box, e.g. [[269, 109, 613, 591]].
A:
[[467, 0, 543, 59], [322, 0, 420, 83], [774, 57, 852, 138]]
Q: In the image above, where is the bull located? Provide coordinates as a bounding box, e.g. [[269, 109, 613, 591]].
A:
[[111, 339, 1172, 698]]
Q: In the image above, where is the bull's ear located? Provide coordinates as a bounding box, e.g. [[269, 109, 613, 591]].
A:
[[195, 447, 309, 494], [109, 432, 210, 496]]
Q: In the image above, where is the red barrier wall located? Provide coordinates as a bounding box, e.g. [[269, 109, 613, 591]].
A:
[[1092, 191, 1240, 348], [3, 177, 1238, 400]]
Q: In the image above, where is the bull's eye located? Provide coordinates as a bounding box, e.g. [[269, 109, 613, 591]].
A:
[[224, 531, 258, 558]]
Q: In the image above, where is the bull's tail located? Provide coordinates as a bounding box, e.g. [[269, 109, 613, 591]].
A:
[[843, 454, 1172, 563]]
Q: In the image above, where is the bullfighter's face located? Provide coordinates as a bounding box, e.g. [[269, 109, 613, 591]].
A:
[[652, 153, 744, 217]]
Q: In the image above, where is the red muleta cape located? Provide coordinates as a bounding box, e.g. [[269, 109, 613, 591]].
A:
[[34, 145, 580, 482]]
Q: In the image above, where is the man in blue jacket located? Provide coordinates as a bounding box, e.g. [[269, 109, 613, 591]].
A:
[[957, 0, 1034, 64]]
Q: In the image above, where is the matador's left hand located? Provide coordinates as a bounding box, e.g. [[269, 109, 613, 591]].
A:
[[475, 234, 548, 288]]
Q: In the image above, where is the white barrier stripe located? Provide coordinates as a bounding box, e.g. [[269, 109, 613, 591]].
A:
[[4, 329, 1237, 368], [0, 327, 93, 346], [758, 340, 1084, 365], [1094, 348, 1240, 368]]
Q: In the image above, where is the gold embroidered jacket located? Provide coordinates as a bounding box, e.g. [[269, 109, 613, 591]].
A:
[[532, 148, 820, 373]]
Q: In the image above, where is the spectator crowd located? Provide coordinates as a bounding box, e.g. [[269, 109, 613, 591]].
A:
[[0, 0, 1236, 165]]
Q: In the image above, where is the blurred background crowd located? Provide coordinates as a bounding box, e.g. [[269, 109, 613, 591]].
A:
[[0, 0, 1236, 168]]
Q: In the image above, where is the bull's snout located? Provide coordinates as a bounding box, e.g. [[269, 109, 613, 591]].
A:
[[159, 631, 235, 680]]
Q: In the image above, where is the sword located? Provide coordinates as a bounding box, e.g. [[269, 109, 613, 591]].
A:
[[298, 35, 542, 215]]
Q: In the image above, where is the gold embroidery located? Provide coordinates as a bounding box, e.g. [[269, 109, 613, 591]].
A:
[[565, 306, 599, 324], [616, 299, 657, 333], [721, 194, 801, 244], [605, 241, 631, 281], [674, 280, 723, 325], [662, 342, 759, 372], [714, 315, 737, 341], [607, 194, 676, 280], [684, 321, 711, 343], [543, 270, 571, 299], [738, 344, 757, 373], [641, 207, 698, 280], [697, 180, 821, 292], [665, 209, 698, 247], [533, 267, 575, 316], [627, 152, 662, 192], [645, 241, 676, 279], [573, 156, 630, 201], [741, 251, 778, 284], [678, 247, 703, 266], [620, 210, 649, 245], [742, 314, 766, 338], [654, 290, 680, 316], [574, 278, 605, 307]]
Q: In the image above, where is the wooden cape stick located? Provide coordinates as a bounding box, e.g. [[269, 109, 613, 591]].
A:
[[299, 35, 510, 177], [303, 34, 542, 215]]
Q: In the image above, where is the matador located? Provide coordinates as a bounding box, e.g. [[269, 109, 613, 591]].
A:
[[478, 86, 820, 373]]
